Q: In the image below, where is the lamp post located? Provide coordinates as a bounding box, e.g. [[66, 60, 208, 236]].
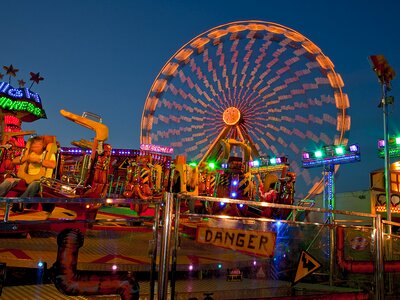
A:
[[369, 55, 396, 234]]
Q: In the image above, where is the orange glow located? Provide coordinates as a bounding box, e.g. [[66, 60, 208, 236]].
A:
[[334, 92, 350, 109], [284, 31, 305, 42], [227, 25, 247, 33], [302, 41, 321, 54], [207, 29, 228, 39], [190, 37, 210, 49], [316, 55, 334, 69], [265, 25, 286, 34], [393, 161, 400, 171], [334, 137, 348, 146], [175, 48, 193, 61], [376, 206, 400, 214], [151, 79, 167, 93], [161, 62, 179, 76], [247, 24, 269, 31], [336, 115, 351, 132], [327, 72, 344, 88]]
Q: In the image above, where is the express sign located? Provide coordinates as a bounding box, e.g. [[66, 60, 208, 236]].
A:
[[0, 82, 46, 121]]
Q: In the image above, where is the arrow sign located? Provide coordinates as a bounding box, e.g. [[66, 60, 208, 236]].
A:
[[293, 250, 321, 285]]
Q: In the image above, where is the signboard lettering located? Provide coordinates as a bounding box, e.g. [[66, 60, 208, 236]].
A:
[[196, 227, 276, 257]]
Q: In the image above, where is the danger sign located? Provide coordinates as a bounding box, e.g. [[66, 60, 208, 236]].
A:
[[196, 227, 276, 257]]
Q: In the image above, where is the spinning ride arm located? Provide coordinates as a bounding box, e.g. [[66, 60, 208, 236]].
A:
[[60, 109, 108, 155]]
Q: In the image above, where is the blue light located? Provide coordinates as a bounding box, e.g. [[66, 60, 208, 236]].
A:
[[220, 202, 226, 207], [238, 203, 244, 208], [232, 180, 238, 186], [217, 263, 222, 269], [231, 192, 237, 198], [37, 261, 44, 268]]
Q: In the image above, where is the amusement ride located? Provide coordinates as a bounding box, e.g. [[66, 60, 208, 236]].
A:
[[5, 20, 400, 300]]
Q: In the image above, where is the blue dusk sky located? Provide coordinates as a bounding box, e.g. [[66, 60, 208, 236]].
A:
[[2, 0, 399, 195]]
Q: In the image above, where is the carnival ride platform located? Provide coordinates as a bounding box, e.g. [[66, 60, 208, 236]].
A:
[[0, 203, 375, 299]]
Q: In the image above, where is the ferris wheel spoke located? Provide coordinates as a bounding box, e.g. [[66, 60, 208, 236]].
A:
[[142, 21, 350, 199]]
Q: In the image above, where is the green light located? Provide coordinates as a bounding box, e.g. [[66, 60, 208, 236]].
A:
[[315, 150, 323, 158], [269, 157, 277, 165], [335, 146, 344, 155], [396, 137, 400, 145], [189, 161, 197, 167], [208, 162, 216, 169], [0, 96, 45, 117]]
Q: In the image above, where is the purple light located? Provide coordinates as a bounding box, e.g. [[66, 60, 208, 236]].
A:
[[112, 264, 118, 271], [349, 144, 359, 152], [302, 152, 310, 159], [275, 157, 282, 164], [188, 264, 193, 271], [378, 140, 385, 148]]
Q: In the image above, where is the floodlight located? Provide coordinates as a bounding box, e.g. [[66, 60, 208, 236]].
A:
[[315, 150, 323, 158], [349, 144, 359, 152], [335, 146, 344, 155]]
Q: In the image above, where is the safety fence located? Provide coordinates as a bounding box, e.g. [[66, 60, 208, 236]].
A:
[[0, 194, 399, 300]]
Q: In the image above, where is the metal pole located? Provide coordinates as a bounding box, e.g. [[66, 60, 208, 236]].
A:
[[158, 192, 174, 300], [149, 202, 160, 300], [170, 194, 181, 299], [382, 82, 392, 234], [375, 214, 385, 299], [329, 224, 335, 287]]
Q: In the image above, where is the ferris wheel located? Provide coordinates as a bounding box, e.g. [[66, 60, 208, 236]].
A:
[[141, 20, 350, 199]]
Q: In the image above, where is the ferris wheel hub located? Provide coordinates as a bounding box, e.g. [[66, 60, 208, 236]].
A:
[[223, 106, 241, 126]]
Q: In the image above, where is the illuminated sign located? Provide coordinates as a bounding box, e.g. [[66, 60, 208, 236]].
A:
[[140, 143, 173, 154], [196, 227, 276, 257], [0, 82, 42, 104], [0, 82, 46, 121], [0, 97, 45, 118]]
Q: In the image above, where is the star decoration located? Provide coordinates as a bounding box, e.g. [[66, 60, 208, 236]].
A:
[[29, 72, 44, 84], [18, 79, 26, 87], [3, 65, 19, 77]]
